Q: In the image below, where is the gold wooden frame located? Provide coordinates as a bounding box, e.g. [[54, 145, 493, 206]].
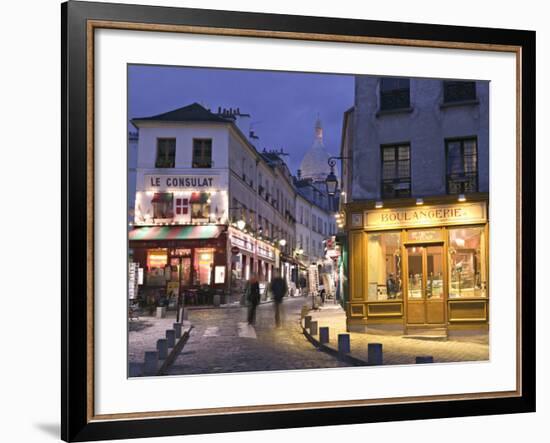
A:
[[85, 19, 523, 424]]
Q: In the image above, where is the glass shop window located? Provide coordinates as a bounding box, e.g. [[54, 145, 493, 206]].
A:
[[146, 249, 168, 286], [194, 248, 214, 285], [448, 227, 487, 298], [367, 232, 403, 301]]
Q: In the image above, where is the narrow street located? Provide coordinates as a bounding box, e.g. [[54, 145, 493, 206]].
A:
[[166, 296, 350, 375]]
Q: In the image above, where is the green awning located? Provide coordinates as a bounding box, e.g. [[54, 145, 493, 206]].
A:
[[129, 225, 223, 241]]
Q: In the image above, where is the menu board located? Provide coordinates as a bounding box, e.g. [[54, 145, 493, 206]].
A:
[[128, 262, 139, 299]]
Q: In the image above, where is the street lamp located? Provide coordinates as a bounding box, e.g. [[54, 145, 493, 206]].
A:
[[325, 156, 350, 197], [279, 238, 287, 247]]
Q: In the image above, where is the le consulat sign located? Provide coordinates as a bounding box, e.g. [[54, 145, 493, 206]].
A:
[[364, 202, 487, 230], [145, 174, 224, 191]]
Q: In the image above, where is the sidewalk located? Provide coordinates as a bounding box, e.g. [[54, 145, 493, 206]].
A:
[[305, 304, 489, 365], [128, 313, 192, 375]]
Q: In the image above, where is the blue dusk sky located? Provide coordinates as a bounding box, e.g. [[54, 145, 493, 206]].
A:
[[128, 65, 355, 174]]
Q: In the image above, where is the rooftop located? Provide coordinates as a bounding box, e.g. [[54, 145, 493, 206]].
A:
[[131, 102, 230, 127]]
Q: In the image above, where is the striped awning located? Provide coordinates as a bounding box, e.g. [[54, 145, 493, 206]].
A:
[[190, 192, 209, 204], [129, 225, 223, 241], [151, 193, 173, 203]]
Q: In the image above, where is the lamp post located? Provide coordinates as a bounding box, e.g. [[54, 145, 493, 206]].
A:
[[325, 156, 351, 197]]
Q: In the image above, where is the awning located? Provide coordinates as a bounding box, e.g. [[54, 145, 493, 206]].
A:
[[190, 192, 209, 204], [151, 193, 173, 203], [129, 225, 223, 241]]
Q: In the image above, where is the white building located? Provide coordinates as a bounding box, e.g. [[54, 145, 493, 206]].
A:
[[129, 103, 296, 304], [293, 119, 339, 296]]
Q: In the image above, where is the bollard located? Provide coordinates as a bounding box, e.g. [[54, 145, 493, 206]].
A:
[[304, 315, 312, 329], [310, 321, 318, 336], [173, 323, 182, 339], [416, 356, 434, 364], [319, 327, 330, 344], [368, 343, 383, 365], [156, 306, 166, 319], [166, 329, 176, 348], [182, 308, 189, 321], [338, 334, 351, 354], [156, 339, 168, 360], [143, 351, 159, 376], [213, 293, 221, 307]]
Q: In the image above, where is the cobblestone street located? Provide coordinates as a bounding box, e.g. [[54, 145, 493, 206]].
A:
[[166, 296, 349, 375]]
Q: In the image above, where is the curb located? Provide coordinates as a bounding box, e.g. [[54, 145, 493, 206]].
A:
[[157, 325, 194, 375], [300, 319, 369, 367]]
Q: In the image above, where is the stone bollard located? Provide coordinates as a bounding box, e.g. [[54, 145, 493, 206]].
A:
[[304, 315, 312, 329], [166, 329, 176, 348], [173, 323, 182, 339], [338, 334, 351, 354], [143, 351, 159, 376], [213, 293, 221, 307], [156, 339, 168, 360], [182, 308, 189, 321], [319, 327, 330, 344], [416, 356, 434, 364], [368, 343, 383, 365], [156, 306, 166, 318], [310, 321, 318, 336]]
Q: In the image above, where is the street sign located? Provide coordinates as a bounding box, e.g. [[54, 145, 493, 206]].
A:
[[231, 246, 240, 255]]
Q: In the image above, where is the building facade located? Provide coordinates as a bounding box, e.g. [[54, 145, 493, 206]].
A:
[[293, 118, 340, 298], [129, 103, 294, 305], [341, 76, 489, 335]]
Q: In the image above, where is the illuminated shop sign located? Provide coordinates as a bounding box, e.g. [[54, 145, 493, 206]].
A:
[[365, 202, 487, 230], [146, 174, 223, 191]]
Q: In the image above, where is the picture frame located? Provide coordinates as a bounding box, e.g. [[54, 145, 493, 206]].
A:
[[61, 1, 535, 441]]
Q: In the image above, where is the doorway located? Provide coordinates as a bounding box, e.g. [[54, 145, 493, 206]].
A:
[[405, 244, 446, 326]]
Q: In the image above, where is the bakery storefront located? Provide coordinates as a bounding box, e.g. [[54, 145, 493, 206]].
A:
[[346, 197, 489, 335]]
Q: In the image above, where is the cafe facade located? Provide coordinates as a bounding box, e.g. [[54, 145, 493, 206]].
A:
[[344, 195, 489, 335]]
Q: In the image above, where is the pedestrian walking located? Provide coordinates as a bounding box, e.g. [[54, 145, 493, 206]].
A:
[[246, 273, 260, 325], [270, 271, 288, 328]]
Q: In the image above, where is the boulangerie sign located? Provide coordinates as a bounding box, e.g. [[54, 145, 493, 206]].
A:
[[365, 202, 487, 230]]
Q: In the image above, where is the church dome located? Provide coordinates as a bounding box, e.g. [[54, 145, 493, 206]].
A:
[[299, 117, 336, 182]]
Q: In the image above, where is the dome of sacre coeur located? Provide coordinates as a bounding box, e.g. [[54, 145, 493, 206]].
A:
[[299, 117, 337, 182]]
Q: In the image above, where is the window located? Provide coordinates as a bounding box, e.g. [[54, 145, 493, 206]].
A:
[[190, 192, 210, 220], [367, 232, 403, 301], [380, 77, 410, 111], [381, 144, 411, 198], [448, 227, 487, 298], [192, 139, 212, 168], [155, 138, 175, 168], [194, 248, 214, 285], [446, 138, 478, 194], [175, 197, 189, 215], [146, 249, 168, 286], [443, 81, 476, 103], [152, 193, 173, 219]]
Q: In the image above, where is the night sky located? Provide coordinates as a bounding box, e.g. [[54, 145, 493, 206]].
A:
[[128, 65, 355, 174]]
